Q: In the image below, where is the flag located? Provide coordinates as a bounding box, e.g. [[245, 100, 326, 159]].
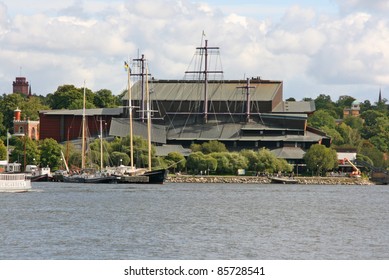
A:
[[124, 61, 129, 72], [202, 30, 206, 37], [7, 132, 11, 139]]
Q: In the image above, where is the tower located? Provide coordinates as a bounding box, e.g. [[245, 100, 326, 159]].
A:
[[13, 108, 39, 140], [12, 77, 30, 96]]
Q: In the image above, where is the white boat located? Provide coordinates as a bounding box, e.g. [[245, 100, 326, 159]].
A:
[[0, 173, 31, 193]]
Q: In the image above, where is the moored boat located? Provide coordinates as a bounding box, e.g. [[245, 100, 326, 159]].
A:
[[269, 176, 298, 184], [0, 173, 31, 193]]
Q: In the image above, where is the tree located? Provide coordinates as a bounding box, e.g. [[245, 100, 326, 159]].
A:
[[164, 152, 186, 173], [39, 138, 62, 170], [0, 139, 6, 160], [186, 152, 205, 174], [210, 152, 231, 174], [0, 93, 26, 132], [256, 148, 283, 174], [94, 89, 120, 108], [308, 109, 337, 129], [303, 144, 338, 176], [47, 85, 95, 109], [343, 116, 363, 130], [201, 140, 228, 154], [10, 136, 40, 168], [21, 96, 50, 120]]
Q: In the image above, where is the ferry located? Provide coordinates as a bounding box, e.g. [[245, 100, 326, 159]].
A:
[[0, 173, 31, 193]]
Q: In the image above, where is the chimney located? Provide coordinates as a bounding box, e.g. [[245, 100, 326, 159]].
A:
[[14, 107, 21, 121]]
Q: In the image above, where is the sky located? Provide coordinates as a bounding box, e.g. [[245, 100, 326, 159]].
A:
[[1, 0, 389, 102]]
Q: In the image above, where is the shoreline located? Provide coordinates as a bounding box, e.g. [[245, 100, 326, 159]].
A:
[[167, 175, 374, 185]]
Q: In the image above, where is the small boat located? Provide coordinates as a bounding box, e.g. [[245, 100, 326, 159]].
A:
[[63, 169, 117, 184], [0, 173, 31, 193], [28, 166, 53, 182], [269, 176, 298, 184]]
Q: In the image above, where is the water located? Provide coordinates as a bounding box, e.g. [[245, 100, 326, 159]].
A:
[[1, 182, 388, 259]]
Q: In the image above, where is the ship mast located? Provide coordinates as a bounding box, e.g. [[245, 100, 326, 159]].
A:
[[81, 81, 86, 169], [133, 54, 146, 122], [125, 61, 135, 170], [237, 78, 255, 122], [185, 40, 223, 123], [145, 67, 152, 171]]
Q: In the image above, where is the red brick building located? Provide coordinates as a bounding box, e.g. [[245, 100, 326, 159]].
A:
[[13, 77, 31, 96], [13, 108, 39, 140], [39, 108, 123, 142]]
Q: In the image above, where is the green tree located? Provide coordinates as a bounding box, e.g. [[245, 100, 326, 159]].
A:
[[225, 152, 248, 174], [359, 140, 386, 168], [321, 126, 344, 146], [308, 109, 337, 129], [47, 85, 95, 109], [21, 96, 50, 120], [88, 138, 112, 168], [10, 136, 40, 168], [39, 138, 62, 170], [186, 151, 205, 174], [0, 93, 26, 132], [240, 149, 259, 171], [303, 144, 338, 176], [343, 116, 363, 130], [210, 152, 231, 174], [256, 148, 283, 174], [94, 89, 120, 108], [201, 140, 228, 154], [164, 152, 186, 173], [0, 139, 6, 160]]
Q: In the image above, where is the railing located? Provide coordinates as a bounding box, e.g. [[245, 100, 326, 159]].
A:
[[0, 173, 27, 181]]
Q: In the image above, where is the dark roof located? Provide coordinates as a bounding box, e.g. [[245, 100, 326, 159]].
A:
[[125, 79, 282, 102], [40, 108, 123, 116], [272, 100, 316, 113], [271, 147, 306, 159], [155, 145, 191, 157], [167, 122, 327, 142], [109, 118, 166, 144]]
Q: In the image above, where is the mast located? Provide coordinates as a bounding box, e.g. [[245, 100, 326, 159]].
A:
[[126, 61, 135, 169], [99, 118, 103, 171], [237, 78, 255, 122], [185, 39, 223, 123], [146, 67, 152, 171], [81, 81, 86, 169], [133, 54, 146, 122]]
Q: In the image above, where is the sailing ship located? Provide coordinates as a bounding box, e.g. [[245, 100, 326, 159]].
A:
[[113, 58, 167, 184], [62, 83, 118, 184]]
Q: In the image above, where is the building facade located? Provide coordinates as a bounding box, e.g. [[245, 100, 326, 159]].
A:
[[13, 77, 30, 96], [13, 108, 39, 140]]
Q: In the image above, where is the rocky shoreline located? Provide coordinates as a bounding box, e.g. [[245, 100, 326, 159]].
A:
[[167, 175, 374, 185]]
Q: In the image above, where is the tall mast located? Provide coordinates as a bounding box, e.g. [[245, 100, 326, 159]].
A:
[[81, 81, 86, 169], [146, 66, 152, 171], [237, 78, 255, 122], [99, 117, 103, 171], [185, 39, 223, 123], [126, 61, 135, 169], [133, 54, 146, 122]]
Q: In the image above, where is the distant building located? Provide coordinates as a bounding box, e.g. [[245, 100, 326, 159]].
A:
[[38, 42, 330, 172], [13, 108, 39, 140], [343, 100, 360, 118], [13, 77, 31, 96]]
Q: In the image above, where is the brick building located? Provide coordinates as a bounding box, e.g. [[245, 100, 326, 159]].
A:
[[13, 108, 39, 140], [13, 77, 31, 96]]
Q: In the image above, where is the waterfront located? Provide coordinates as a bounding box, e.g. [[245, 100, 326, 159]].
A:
[[1, 182, 388, 259]]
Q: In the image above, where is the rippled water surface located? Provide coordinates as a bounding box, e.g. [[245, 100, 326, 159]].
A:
[[1, 182, 388, 259]]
